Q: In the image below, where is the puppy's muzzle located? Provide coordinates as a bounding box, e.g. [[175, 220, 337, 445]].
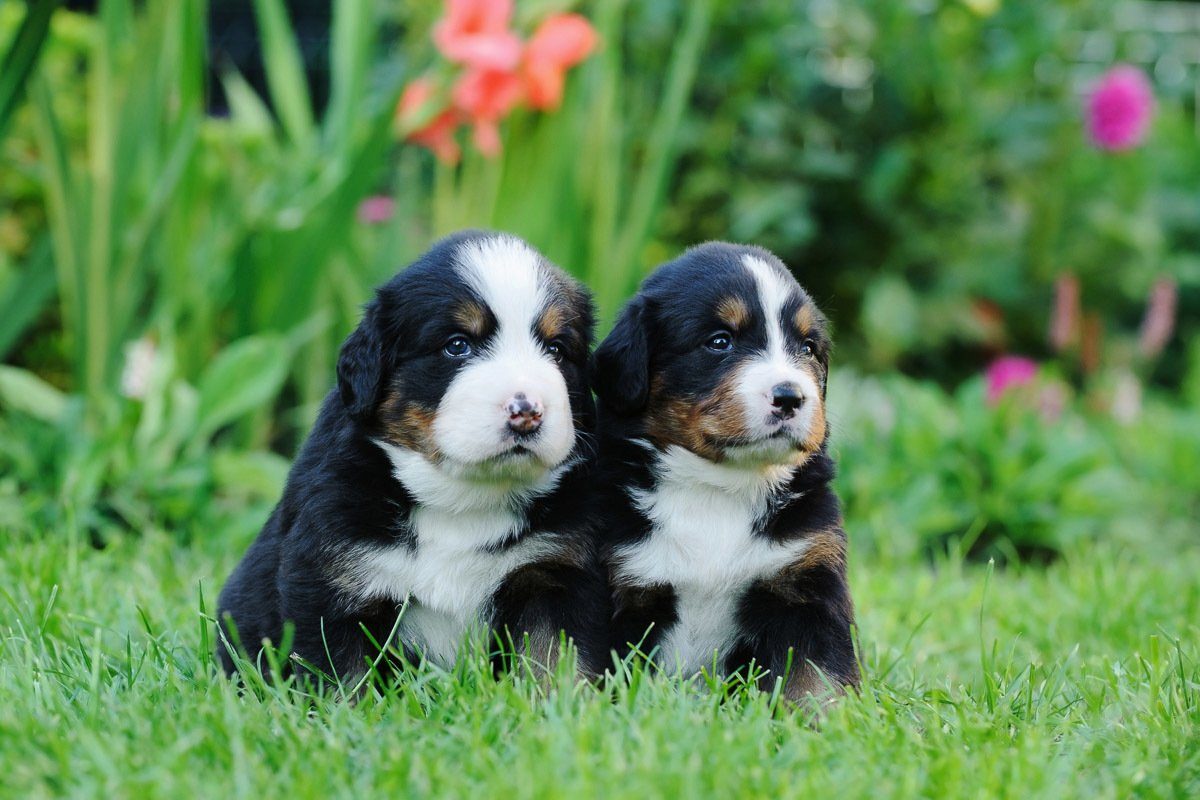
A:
[[505, 392, 544, 436], [770, 382, 803, 420]]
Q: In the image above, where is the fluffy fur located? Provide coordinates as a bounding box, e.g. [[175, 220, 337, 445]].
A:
[[591, 242, 860, 701], [217, 231, 609, 683]]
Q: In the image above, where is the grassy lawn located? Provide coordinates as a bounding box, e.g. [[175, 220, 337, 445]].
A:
[[2, 521, 1196, 799]]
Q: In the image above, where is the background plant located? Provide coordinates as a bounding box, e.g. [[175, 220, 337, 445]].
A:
[[0, 0, 1196, 558]]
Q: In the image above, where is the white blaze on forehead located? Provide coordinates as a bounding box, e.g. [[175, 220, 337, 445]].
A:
[[454, 235, 548, 349], [734, 253, 819, 455], [741, 253, 795, 359], [432, 235, 575, 471]]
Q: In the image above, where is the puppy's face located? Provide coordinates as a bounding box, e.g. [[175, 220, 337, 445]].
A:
[[338, 232, 594, 483], [593, 244, 829, 467]]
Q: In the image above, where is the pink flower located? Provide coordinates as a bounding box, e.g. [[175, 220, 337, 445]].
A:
[[522, 13, 598, 110], [396, 78, 462, 164], [357, 195, 395, 224], [986, 356, 1039, 405], [452, 67, 524, 156], [408, 4, 600, 159], [433, 0, 522, 71], [1086, 65, 1154, 152]]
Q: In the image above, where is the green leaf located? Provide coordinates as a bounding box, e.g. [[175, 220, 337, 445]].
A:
[[0, 0, 60, 142], [860, 277, 920, 366], [212, 449, 290, 499], [252, 0, 315, 147], [0, 236, 56, 360], [220, 67, 276, 135], [0, 365, 67, 422], [324, 0, 374, 151], [194, 335, 291, 441]]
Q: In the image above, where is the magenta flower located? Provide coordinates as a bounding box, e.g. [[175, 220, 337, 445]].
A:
[[356, 195, 396, 225], [1086, 64, 1154, 151], [986, 356, 1039, 405]]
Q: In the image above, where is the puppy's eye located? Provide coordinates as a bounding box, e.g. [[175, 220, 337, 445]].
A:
[[704, 331, 734, 352], [443, 335, 473, 359], [546, 340, 565, 363], [799, 339, 816, 357]]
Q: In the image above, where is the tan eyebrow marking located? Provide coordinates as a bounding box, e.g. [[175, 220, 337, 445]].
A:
[[537, 303, 567, 340], [715, 296, 751, 331], [794, 303, 818, 338], [452, 302, 489, 338]]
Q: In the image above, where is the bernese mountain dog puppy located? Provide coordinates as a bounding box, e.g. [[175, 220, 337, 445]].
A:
[[217, 230, 609, 683], [591, 242, 860, 701]]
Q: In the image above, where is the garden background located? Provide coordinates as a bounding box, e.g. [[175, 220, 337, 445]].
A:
[[0, 1, 1197, 797]]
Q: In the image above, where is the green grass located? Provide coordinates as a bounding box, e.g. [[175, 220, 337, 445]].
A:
[[1, 518, 1197, 799]]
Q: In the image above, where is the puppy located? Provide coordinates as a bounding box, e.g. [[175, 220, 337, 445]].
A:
[[591, 242, 859, 701], [217, 231, 609, 683]]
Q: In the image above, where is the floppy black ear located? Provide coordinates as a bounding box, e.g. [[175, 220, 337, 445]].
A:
[[336, 304, 385, 421], [590, 296, 651, 416]]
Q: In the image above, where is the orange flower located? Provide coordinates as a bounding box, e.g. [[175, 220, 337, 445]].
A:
[[452, 67, 524, 156], [433, 0, 522, 71], [397, 78, 462, 164], [522, 13, 597, 110]]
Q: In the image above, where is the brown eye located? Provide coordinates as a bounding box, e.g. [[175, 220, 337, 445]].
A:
[[704, 331, 733, 352], [547, 341, 564, 363]]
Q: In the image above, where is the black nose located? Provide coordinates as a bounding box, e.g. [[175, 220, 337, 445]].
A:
[[771, 383, 803, 418], [505, 392, 544, 435]]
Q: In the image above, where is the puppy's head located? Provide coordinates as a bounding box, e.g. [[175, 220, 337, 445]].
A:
[[593, 243, 830, 467], [338, 231, 594, 484]]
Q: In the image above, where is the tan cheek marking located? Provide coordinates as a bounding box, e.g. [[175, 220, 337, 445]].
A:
[[644, 393, 710, 458], [695, 369, 753, 451], [378, 387, 440, 459], [716, 296, 750, 331], [799, 363, 827, 453], [643, 373, 751, 461], [452, 302, 488, 338]]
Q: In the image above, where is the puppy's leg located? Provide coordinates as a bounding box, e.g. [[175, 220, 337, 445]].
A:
[[276, 550, 406, 690], [736, 557, 859, 706], [216, 512, 284, 675], [489, 559, 612, 679], [610, 583, 676, 667]]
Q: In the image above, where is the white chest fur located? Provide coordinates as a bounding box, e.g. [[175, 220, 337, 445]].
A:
[[345, 442, 566, 666], [612, 445, 813, 674]]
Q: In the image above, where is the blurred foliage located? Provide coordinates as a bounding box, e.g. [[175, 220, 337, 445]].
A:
[[0, 0, 1196, 560], [660, 0, 1200, 386], [830, 367, 1200, 562]]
